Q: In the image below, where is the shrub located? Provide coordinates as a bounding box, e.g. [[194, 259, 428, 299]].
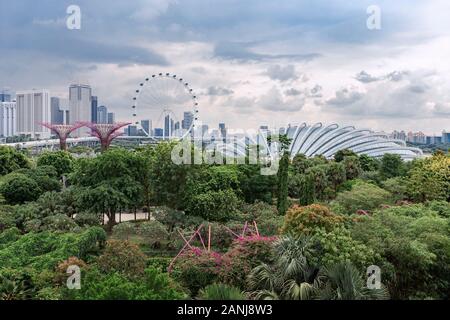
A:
[[0, 227, 106, 270], [54, 256, 88, 285], [219, 236, 275, 289], [0, 210, 15, 232], [382, 177, 408, 202], [309, 227, 378, 270], [0, 146, 30, 175], [426, 200, 450, 218], [174, 249, 222, 296], [68, 267, 185, 300], [97, 240, 147, 278], [186, 189, 239, 222], [74, 212, 102, 227], [0, 173, 41, 204], [112, 222, 137, 240], [281, 204, 344, 235], [152, 206, 203, 232], [146, 257, 172, 272], [199, 222, 236, 250], [198, 283, 246, 300], [331, 181, 392, 214], [138, 220, 169, 246], [40, 214, 79, 233], [0, 227, 21, 248]]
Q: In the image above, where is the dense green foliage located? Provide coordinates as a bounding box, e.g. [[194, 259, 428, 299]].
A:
[[0, 144, 448, 300]]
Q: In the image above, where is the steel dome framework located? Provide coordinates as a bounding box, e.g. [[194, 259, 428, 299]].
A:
[[213, 123, 423, 161]]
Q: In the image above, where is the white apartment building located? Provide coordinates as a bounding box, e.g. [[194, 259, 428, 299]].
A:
[[0, 101, 16, 137], [69, 84, 92, 136], [16, 90, 51, 139]]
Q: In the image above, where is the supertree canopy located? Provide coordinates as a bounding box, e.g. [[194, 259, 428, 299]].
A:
[[40, 122, 86, 151], [85, 122, 130, 152]]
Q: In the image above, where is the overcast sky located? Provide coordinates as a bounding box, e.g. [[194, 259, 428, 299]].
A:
[[1, 0, 450, 135]]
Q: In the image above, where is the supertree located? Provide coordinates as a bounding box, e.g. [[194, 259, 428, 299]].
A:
[[40, 122, 86, 151], [84, 122, 130, 152]]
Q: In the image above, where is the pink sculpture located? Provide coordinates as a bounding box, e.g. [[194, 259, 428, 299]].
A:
[[40, 122, 86, 151], [84, 122, 131, 152]]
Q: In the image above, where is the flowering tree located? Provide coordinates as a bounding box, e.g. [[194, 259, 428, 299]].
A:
[[84, 122, 130, 152], [40, 122, 86, 151]]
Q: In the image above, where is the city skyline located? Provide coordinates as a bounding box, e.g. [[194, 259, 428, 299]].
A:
[[1, 1, 449, 135], [1, 85, 450, 139]]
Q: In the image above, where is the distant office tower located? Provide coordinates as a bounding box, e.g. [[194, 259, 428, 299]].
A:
[[16, 90, 51, 139], [127, 125, 138, 136], [57, 98, 70, 125], [141, 119, 152, 135], [91, 96, 98, 123], [154, 128, 163, 137], [107, 112, 115, 124], [442, 130, 450, 144], [426, 136, 442, 145], [174, 121, 180, 131], [219, 123, 227, 140], [164, 114, 175, 137], [69, 84, 92, 136], [97, 106, 108, 124], [182, 111, 194, 130], [0, 101, 16, 137], [0, 93, 11, 102], [50, 97, 64, 125], [201, 124, 209, 136]]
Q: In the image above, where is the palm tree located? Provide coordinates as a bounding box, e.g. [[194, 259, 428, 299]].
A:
[[0, 276, 30, 300], [317, 262, 389, 300], [198, 283, 246, 300], [247, 235, 323, 300]]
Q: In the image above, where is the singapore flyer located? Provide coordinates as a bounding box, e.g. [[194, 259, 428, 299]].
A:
[[131, 73, 199, 139]]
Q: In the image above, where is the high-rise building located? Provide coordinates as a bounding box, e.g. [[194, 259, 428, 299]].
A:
[[154, 128, 163, 137], [426, 136, 442, 145], [107, 112, 115, 124], [164, 114, 174, 137], [390, 130, 407, 141], [442, 130, 450, 144], [201, 124, 209, 137], [0, 101, 16, 137], [16, 90, 51, 139], [0, 93, 11, 102], [127, 125, 138, 136], [219, 123, 227, 140], [141, 119, 152, 136], [69, 84, 92, 136], [50, 97, 64, 125], [91, 96, 98, 123], [406, 131, 426, 144], [182, 111, 194, 130], [97, 106, 108, 124], [57, 98, 70, 125]]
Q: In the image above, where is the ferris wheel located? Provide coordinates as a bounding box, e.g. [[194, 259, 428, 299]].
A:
[[131, 73, 199, 139]]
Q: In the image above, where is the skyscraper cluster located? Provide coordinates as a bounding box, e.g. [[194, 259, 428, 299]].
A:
[[389, 130, 449, 145], [125, 111, 193, 137], [0, 85, 116, 139]]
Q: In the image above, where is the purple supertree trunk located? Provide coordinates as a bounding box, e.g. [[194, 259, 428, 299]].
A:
[[84, 122, 131, 152], [40, 122, 86, 151]]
